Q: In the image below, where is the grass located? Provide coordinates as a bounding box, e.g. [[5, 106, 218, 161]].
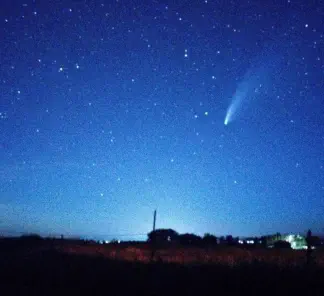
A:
[[58, 242, 324, 267], [1, 239, 324, 295]]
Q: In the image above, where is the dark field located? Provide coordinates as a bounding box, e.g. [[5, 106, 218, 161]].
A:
[[1, 238, 324, 296]]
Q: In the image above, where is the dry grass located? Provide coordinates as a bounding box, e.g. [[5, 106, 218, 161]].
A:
[[57, 243, 323, 267]]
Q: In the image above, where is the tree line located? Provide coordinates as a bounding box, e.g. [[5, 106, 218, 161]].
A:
[[147, 228, 322, 249]]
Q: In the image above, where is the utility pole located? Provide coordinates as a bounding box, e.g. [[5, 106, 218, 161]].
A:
[[151, 209, 157, 262], [153, 209, 156, 232]]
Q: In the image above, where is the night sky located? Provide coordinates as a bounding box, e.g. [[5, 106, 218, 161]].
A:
[[1, 0, 324, 240]]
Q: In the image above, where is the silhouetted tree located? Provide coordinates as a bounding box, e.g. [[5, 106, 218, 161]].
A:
[[306, 229, 315, 265], [19, 234, 43, 248], [20, 234, 43, 241], [273, 240, 291, 249], [225, 235, 235, 245], [265, 233, 282, 246], [219, 236, 226, 245], [202, 233, 218, 245], [179, 233, 202, 246], [147, 229, 179, 245], [260, 236, 267, 247], [306, 230, 312, 247], [306, 229, 320, 248]]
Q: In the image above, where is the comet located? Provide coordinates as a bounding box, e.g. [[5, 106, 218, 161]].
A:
[[223, 46, 281, 126], [224, 87, 249, 126]]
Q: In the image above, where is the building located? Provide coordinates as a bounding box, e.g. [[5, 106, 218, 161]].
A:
[[266, 233, 307, 250], [283, 234, 307, 250]]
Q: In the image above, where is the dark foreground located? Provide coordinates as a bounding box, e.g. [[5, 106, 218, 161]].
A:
[[1, 241, 324, 295]]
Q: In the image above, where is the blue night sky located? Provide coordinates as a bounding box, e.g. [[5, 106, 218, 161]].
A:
[[1, 0, 323, 240]]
